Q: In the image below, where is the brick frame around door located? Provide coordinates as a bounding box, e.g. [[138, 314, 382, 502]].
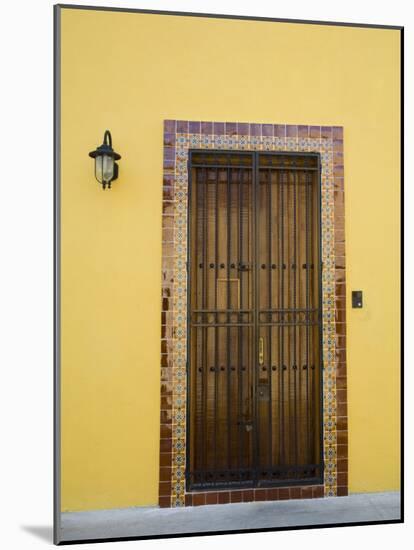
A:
[[159, 120, 347, 507]]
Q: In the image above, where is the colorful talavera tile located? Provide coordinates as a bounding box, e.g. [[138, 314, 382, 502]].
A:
[[161, 120, 346, 506]]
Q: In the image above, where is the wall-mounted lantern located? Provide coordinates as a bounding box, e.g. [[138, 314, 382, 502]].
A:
[[89, 130, 121, 190]]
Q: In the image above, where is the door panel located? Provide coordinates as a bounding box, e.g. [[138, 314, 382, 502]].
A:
[[188, 151, 322, 490]]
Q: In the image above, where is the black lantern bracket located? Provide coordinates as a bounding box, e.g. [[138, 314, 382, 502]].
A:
[[89, 130, 121, 190]]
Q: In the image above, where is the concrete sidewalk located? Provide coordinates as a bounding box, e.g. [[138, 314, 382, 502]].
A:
[[60, 491, 401, 542]]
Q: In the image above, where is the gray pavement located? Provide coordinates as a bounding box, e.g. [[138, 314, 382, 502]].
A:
[[60, 491, 401, 542]]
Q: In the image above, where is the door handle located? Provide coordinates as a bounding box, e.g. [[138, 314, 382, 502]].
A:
[[258, 336, 264, 365]]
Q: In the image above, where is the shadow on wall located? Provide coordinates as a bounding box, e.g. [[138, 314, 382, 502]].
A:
[[21, 525, 53, 543]]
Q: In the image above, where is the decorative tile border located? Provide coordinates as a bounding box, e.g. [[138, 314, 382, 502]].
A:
[[160, 120, 347, 507], [185, 485, 324, 506]]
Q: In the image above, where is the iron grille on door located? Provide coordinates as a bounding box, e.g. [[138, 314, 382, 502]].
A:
[[187, 150, 323, 490]]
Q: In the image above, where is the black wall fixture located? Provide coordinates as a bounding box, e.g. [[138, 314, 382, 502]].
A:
[[352, 290, 363, 308], [89, 130, 121, 190]]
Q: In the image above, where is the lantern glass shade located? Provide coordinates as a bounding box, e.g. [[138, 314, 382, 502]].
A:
[[89, 130, 121, 189], [95, 154, 114, 184]]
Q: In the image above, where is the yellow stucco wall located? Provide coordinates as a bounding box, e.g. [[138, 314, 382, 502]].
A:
[[59, 7, 400, 511]]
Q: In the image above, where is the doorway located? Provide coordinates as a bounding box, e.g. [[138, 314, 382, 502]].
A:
[[187, 150, 323, 490]]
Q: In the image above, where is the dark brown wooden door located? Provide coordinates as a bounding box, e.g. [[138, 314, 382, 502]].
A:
[[188, 151, 322, 491]]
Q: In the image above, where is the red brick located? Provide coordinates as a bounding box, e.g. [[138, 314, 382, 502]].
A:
[[159, 438, 172, 452], [279, 488, 290, 500], [337, 430, 348, 445], [159, 467, 171, 482], [230, 491, 243, 503], [193, 493, 206, 506], [337, 402, 348, 417], [336, 417, 348, 431], [337, 472, 348, 486], [290, 487, 301, 499], [206, 492, 218, 505], [337, 444, 348, 459], [337, 389, 347, 404], [218, 492, 230, 504], [301, 486, 313, 499], [312, 486, 324, 498], [159, 482, 171, 496], [254, 488, 267, 501], [159, 452, 172, 467], [337, 459, 348, 473], [267, 488, 279, 500], [159, 496, 170, 508], [243, 490, 254, 502]]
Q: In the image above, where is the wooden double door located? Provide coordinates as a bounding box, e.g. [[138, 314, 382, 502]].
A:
[[187, 150, 323, 490]]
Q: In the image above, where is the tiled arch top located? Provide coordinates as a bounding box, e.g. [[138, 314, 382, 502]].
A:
[[160, 120, 347, 508]]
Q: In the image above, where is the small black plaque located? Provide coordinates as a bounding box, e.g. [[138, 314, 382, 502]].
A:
[[352, 290, 363, 308]]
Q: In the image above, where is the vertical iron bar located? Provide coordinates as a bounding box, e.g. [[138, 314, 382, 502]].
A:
[[309, 169, 314, 465], [297, 170, 303, 473], [238, 167, 243, 477], [277, 168, 282, 467], [202, 167, 208, 479], [287, 168, 291, 468], [305, 169, 310, 464], [268, 167, 272, 468], [227, 166, 231, 472], [288, 158, 293, 469], [194, 166, 200, 478], [253, 152, 259, 485], [214, 167, 219, 480], [293, 166, 298, 465], [281, 164, 285, 466], [318, 154, 324, 480]]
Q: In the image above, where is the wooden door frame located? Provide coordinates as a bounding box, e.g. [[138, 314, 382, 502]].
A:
[[159, 120, 347, 507]]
